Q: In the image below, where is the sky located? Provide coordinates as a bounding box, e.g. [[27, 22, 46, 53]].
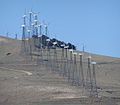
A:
[[0, 0, 120, 58]]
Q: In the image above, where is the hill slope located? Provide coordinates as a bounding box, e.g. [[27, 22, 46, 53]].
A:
[[0, 36, 120, 105]]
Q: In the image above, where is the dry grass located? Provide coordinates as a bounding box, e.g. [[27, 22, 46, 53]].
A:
[[0, 36, 120, 105]]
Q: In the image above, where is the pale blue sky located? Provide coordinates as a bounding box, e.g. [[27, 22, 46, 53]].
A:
[[0, 0, 120, 57]]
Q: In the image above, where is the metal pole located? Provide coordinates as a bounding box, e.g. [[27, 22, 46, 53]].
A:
[[86, 56, 93, 96], [34, 14, 38, 52], [15, 34, 17, 40], [45, 25, 48, 36], [21, 25, 26, 54], [47, 40, 52, 70], [38, 24, 43, 65], [21, 15, 27, 54], [53, 42, 57, 72], [79, 53, 85, 87], [68, 49, 73, 82], [72, 52, 77, 85], [29, 11, 32, 32], [32, 23, 35, 52], [34, 14, 38, 36], [27, 30, 32, 60], [46, 39, 50, 67], [60, 44, 65, 76], [91, 62, 98, 98], [64, 46, 69, 77]]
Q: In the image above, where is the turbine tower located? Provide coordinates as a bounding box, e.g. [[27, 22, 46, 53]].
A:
[[34, 13, 38, 36], [79, 53, 85, 87], [21, 14, 27, 54]]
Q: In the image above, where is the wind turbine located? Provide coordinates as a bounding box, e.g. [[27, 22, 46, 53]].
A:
[[72, 52, 78, 85]]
